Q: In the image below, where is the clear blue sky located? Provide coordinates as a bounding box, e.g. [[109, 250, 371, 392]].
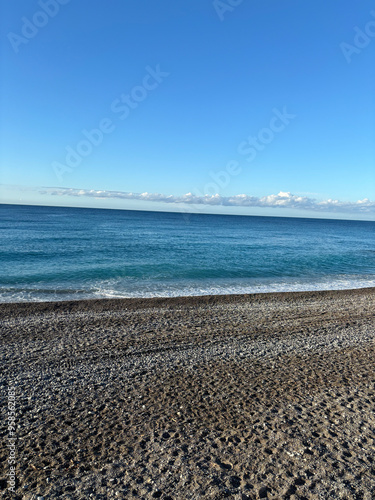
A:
[[1, 0, 374, 219]]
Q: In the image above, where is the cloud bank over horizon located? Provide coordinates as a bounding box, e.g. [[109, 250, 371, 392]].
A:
[[38, 187, 375, 214]]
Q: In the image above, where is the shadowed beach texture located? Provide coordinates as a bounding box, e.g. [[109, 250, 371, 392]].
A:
[[1, 288, 375, 499]]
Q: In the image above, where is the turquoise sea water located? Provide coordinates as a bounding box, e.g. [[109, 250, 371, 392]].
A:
[[0, 204, 374, 302]]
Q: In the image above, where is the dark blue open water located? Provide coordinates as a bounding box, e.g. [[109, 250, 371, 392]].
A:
[[0, 204, 374, 302]]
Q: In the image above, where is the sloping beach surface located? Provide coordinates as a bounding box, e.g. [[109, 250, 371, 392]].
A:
[[1, 288, 375, 499]]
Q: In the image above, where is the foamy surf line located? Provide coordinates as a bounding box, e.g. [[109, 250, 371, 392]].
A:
[[1, 275, 375, 303]]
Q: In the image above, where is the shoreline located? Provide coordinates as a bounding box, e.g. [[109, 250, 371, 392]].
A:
[[1, 286, 375, 498], [1, 284, 375, 313]]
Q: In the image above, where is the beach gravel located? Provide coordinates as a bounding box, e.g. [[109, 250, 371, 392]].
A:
[[1, 288, 375, 499]]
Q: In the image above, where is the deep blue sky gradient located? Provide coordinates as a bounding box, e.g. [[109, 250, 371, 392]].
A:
[[1, 0, 374, 218]]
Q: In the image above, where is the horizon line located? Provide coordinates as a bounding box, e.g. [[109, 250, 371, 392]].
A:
[[1, 202, 375, 223]]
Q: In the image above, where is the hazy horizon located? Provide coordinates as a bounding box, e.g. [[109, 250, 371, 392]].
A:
[[2, 200, 375, 223]]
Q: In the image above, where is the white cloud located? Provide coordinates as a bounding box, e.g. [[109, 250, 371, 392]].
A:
[[40, 187, 375, 213]]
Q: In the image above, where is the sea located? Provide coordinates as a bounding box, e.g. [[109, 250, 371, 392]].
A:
[[0, 204, 374, 303]]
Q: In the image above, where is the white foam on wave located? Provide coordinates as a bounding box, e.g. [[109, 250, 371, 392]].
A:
[[1, 275, 375, 303], [90, 274, 375, 300]]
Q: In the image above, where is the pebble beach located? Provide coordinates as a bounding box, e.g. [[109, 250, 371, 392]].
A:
[[1, 287, 375, 499]]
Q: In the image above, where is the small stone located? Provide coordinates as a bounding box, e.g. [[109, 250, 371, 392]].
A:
[[259, 486, 268, 498]]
